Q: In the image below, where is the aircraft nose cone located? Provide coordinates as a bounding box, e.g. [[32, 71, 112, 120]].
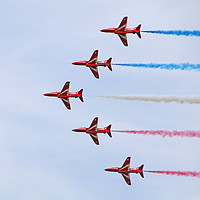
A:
[[72, 62, 78, 65], [104, 168, 113, 171], [44, 92, 55, 97], [100, 29, 105, 32], [72, 129, 78, 132]]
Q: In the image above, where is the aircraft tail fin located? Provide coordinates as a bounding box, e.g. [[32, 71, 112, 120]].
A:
[[135, 24, 141, 38], [78, 89, 84, 102], [105, 124, 112, 137], [138, 164, 144, 178], [107, 58, 112, 71]]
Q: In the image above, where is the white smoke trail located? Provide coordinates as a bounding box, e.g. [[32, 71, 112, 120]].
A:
[[95, 95, 200, 104]]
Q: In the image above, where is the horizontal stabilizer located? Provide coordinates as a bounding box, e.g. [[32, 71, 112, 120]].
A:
[[107, 58, 112, 71], [78, 89, 84, 102], [136, 24, 141, 38], [136, 24, 141, 31], [105, 124, 112, 137], [139, 164, 144, 178]]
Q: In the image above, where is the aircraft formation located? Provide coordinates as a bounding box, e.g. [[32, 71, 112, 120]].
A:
[[44, 16, 199, 185]]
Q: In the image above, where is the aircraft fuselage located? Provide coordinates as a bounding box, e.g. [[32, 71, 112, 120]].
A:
[[72, 60, 110, 67], [100, 28, 140, 34], [44, 92, 81, 98], [72, 127, 110, 134], [104, 167, 143, 174]]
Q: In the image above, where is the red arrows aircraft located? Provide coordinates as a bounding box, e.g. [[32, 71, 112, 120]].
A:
[[100, 16, 141, 46], [105, 157, 144, 185], [72, 50, 112, 79], [44, 81, 83, 110], [72, 117, 112, 145]]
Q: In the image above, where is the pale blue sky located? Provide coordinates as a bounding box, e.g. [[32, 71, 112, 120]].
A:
[[0, 0, 200, 199]]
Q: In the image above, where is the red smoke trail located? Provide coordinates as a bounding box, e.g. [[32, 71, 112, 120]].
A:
[[145, 170, 200, 178], [112, 130, 200, 138]]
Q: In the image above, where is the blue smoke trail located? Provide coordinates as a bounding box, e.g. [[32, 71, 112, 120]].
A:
[[113, 63, 200, 71], [142, 30, 200, 37]]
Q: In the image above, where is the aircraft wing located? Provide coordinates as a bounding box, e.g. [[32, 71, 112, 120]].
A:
[[89, 66, 99, 79], [118, 34, 128, 46], [121, 173, 131, 185], [61, 97, 71, 110], [87, 117, 98, 132], [89, 133, 99, 145], [120, 157, 131, 171], [117, 16, 127, 31], [88, 50, 98, 64], [60, 81, 70, 96]]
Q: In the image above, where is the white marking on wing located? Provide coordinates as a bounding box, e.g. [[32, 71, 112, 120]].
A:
[[90, 133, 98, 139], [119, 34, 127, 40], [122, 173, 130, 179], [121, 164, 130, 170], [88, 124, 97, 131], [88, 57, 97, 64], [90, 67, 98, 72], [61, 98, 69, 104], [117, 24, 126, 31], [60, 88, 69, 95]]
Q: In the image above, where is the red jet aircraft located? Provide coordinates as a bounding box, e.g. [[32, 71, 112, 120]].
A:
[[44, 81, 83, 110], [72, 117, 112, 145], [72, 50, 112, 79], [100, 16, 141, 46], [105, 157, 144, 185]]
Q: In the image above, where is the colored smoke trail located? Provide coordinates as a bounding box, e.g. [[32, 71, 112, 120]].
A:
[[142, 30, 200, 37], [95, 95, 200, 104], [113, 63, 200, 71], [144, 170, 200, 178], [112, 130, 200, 138]]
